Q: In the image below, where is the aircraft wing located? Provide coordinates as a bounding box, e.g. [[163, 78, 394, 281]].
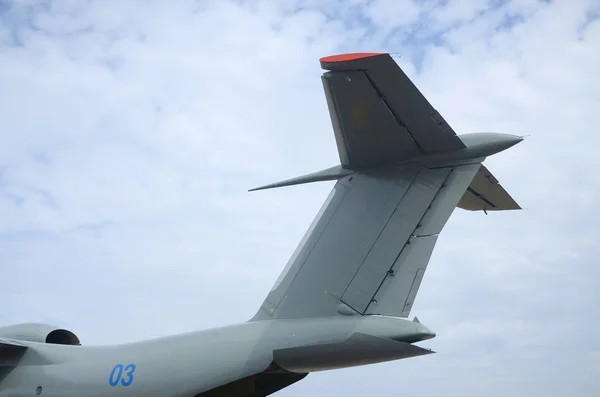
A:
[[457, 164, 521, 211], [0, 338, 26, 366], [0, 338, 27, 381], [320, 53, 465, 168]]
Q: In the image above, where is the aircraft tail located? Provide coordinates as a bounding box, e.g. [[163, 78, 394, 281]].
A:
[[252, 162, 483, 320], [250, 52, 522, 321]]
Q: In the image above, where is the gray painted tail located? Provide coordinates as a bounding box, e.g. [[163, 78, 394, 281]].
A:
[[251, 162, 482, 321], [250, 52, 522, 321]]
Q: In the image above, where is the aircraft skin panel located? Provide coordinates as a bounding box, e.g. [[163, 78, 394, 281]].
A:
[[418, 163, 485, 235], [261, 183, 350, 314], [340, 166, 451, 314], [364, 234, 438, 317], [321, 76, 351, 166], [321, 71, 420, 167], [320, 53, 465, 168], [261, 165, 423, 319], [362, 163, 481, 317]]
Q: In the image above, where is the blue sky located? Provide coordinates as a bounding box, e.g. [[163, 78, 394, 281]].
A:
[[1, 0, 599, 396]]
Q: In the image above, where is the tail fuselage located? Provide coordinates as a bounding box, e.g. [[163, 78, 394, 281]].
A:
[[0, 316, 433, 397]]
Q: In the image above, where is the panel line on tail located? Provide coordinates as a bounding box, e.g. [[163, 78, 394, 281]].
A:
[[466, 187, 497, 209], [339, 165, 455, 314], [361, 71, 424, 153], [337, 166, 422, 295], [356, 168, 457, 314], [338, 166, 451, 313], [458, 164, 521, 211]]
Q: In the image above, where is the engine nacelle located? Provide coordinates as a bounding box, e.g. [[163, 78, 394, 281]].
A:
[[0, 322, 81, 345]]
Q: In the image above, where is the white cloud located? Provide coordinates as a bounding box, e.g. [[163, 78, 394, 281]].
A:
[[1, 0, 599, 396], [364, 0, 422, 29]]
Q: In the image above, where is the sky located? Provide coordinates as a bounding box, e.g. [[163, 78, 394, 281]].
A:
[[1, 0, 599, 395]]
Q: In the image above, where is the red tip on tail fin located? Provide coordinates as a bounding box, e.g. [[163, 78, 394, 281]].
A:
[[320, 52, 386, 63], [320, 53, 387, 70]]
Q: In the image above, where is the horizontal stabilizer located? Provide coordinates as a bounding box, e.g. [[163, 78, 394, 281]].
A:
[[457, 164, 521, 211], [273, 332, 433, 373], [249, 166, 353, 192]]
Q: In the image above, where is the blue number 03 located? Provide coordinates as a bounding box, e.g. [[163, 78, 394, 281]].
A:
[[109, 364, 136, 387]]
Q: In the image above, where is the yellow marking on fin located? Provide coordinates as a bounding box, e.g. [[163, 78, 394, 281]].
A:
[[351, 104, 367, 131]]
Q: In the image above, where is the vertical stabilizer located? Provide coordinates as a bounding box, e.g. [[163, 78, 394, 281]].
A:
[[252, 163, 481, 320], [250, 52, 522, 321]]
